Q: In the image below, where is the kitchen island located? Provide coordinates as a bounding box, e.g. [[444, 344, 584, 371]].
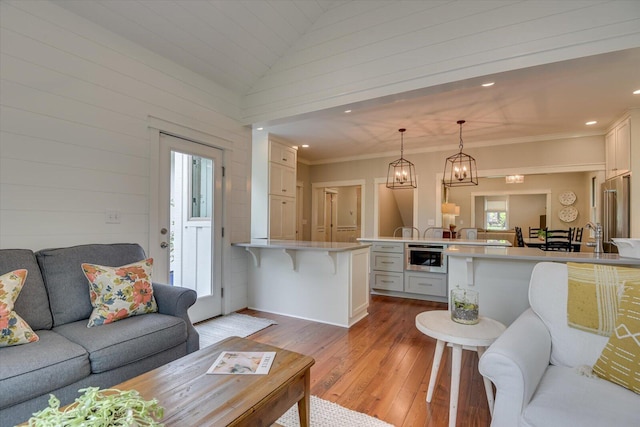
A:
[[446, 246, 640, 326], [359, 237, 512, 303], [233, 240, 371, 328]]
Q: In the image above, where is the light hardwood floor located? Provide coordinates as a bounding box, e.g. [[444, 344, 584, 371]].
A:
[[196, 295, 492, 427]]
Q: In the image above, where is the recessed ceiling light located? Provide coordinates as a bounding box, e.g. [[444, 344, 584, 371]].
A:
[[256, 127, 264, 130], [481, 82, 495, 87], [585, 121, 597, 126], [301, 144, 309, 148], [344, 109, 352, 113], [634, 89, 640, 95]]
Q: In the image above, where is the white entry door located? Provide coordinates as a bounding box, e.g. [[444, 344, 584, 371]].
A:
[[158, 133, 223, 323]]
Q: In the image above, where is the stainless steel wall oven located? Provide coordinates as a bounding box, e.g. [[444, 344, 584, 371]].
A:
[[405, 244, 447, 273]]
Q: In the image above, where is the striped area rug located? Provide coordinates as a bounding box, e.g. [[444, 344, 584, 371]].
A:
[[195, 313, 277, 347]]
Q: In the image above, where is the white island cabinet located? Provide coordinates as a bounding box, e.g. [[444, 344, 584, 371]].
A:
[[446, 246, 640, 326], [234, 240, 371, 328], [359, 237, 512, 303]]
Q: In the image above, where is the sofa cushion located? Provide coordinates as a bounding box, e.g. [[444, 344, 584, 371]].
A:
[[0, 330, 90, 409], [36, 244, 147, 327], [53, 313, 187, 373], [592, 281, 640, 394], [0, 269, 39, 347], [529, 262, 609, 367], [82, 258, 158, 327], [0, 249, 52, 331], [522, 365, 640, 427]]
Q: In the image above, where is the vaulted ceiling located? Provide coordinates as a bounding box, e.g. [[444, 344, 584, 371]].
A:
[[54, 1, 640, 163]]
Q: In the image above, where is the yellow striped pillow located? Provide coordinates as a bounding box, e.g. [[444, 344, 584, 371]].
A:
[[567, 263, 640, 336], [592, 282, 640, 394]]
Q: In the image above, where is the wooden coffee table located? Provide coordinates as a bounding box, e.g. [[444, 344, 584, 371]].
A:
[[114, 336, 315, 426]]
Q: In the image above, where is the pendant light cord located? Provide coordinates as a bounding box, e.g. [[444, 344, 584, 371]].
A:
[[457, 120, 465, 153]]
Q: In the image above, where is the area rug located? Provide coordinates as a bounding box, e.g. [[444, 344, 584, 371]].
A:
[[196, 313, 277, 347], [276, 396, 395, 427]]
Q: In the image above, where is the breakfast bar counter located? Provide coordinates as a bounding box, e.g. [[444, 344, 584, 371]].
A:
[[445, 246, 640, 326], [233, 240, 371, 328], [359, 237, 511, 246]]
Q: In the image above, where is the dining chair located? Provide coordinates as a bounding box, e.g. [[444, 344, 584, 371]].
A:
[[394, 226, 419, 238], [528, 227, 541, 238], [515, 227, 525, 247], [423, 227, 444, 238], [544, 228, 573, 251], [457, 228, 478, 239], [572, 227, 584, 252]]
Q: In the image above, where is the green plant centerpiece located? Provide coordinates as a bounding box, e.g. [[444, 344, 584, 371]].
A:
[[451, 288, 479, 325], [27, 387, 164, 426]]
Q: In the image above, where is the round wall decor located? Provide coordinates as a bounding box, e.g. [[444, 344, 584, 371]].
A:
[[559, 190, 576, 206], [559, 206, 578, 223]]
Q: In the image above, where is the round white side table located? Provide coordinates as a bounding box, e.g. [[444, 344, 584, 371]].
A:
[[415, 310, 506, 427]]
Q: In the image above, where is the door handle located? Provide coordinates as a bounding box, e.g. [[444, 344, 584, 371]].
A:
[[160, 242, 169, 249]]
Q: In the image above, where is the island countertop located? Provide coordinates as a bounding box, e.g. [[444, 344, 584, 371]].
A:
[[233, 239, 371, 252], [444, 245, 640, 266], [358, 237, 512, 247]]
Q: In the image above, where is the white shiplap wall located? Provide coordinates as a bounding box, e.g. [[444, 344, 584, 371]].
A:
[[0, 0, 251, 311], [244, 0, 640, 123]]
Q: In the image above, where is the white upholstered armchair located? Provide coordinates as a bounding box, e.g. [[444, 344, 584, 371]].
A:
[[478, 262, 640, 427]]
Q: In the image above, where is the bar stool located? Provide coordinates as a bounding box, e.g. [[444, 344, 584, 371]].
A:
[[415, 311, 506, 427]]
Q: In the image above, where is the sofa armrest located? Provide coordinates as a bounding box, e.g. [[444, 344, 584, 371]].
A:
[[153, 283, 199, 353], [478, 308, 551, 427]]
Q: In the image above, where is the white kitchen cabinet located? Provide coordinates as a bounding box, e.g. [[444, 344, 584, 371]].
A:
[[371, 271, 404, 291], [252, 134, 298, 239], [270, 141, 297, 167], [269, 163, 296, 197], [404, 271, 447, 297], [269, 195, 296, 240], [606, 117, 631, 179], [369, 241, 447, 300], [370, 242, 404, 292]]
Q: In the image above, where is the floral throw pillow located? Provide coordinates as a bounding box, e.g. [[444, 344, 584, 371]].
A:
[[81, 259, 158, 328], [0, 269, 39, 347]]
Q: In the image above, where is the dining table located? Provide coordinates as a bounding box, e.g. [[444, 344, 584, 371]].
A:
[[523, 237, 546, 248], [523, 237, 581, 251]]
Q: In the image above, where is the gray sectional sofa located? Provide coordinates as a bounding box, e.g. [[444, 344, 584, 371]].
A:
[[0, 243, 199, 426]]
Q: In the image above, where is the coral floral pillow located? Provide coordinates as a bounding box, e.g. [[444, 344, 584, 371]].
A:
[[81, 259, 158, 328], [0, 269, 39, 347]]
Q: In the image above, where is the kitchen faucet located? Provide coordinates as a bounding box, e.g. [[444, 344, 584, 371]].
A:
[[585, 222, 604, 254]]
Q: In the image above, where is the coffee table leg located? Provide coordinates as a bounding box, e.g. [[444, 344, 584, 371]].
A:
[[476, 346, 495, 416], [426, 339, 445, 403], [449, 344, 462, 427], [297, 368, 311, 427]]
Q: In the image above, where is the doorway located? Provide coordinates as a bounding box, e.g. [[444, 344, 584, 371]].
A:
[[158, 133, 223, 323], [312, 181, 364, 242], [374, 177, 417, 237]]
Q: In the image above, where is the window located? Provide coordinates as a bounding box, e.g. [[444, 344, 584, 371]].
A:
[[485, 196, 508, 230], [190, 155, 213, 219]]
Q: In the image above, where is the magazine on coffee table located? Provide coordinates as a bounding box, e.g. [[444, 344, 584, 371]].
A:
[[207, 351, 276, 375]]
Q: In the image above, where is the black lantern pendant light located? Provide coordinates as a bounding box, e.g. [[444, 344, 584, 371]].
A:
[[386, 128, 417, 189], [443, 120, 478, 187]]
